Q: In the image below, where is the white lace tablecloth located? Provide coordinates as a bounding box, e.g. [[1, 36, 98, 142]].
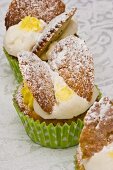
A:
[[0, 0, 113, 170]]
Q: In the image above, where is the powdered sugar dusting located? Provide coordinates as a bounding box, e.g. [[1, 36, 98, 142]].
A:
[[5, 0, 65, 30], [85, 97, 113, 126], [48, 35, 94, 101], [79, 97, 113, 158], [18, 51, 56, 113], [32, 8, 76, 57]]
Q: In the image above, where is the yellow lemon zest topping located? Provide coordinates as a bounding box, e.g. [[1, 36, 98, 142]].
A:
[[55, 84, 74, 102], [21, 82, 34, 110], [20, 16, 42, 32], [108, 151, 113, 158]]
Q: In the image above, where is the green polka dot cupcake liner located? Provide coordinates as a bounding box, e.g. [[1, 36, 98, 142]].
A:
[[13, 99, 84, 149], [3, 48, 23, 83]]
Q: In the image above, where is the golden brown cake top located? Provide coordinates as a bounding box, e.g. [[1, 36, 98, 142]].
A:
[[18, 51, 56, 113], [48, 35, 94, 101], [32, 7, 77, 57], [5, 0, 65, 30], [80, 97, 113, 159]]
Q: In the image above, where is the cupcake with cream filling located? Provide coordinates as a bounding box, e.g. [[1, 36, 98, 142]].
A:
[[13, 36, 100, 148], [3, 5, 77, 82], [76, 97, 113, 170]]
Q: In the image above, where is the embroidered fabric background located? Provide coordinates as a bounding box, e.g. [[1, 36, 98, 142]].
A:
[[0, 0, 113, 169]]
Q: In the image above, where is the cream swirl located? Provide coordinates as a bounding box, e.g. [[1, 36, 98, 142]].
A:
[[4, 17, 46, 57]]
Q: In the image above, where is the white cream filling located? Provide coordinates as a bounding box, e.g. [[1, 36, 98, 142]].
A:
[[83, 142, 113, 170], [33, 72, 99, 119], [60, 18, 78, 39], [40, 18, 78, 60], [4, 17, 77, 59], [3, 20, 46, 57]]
